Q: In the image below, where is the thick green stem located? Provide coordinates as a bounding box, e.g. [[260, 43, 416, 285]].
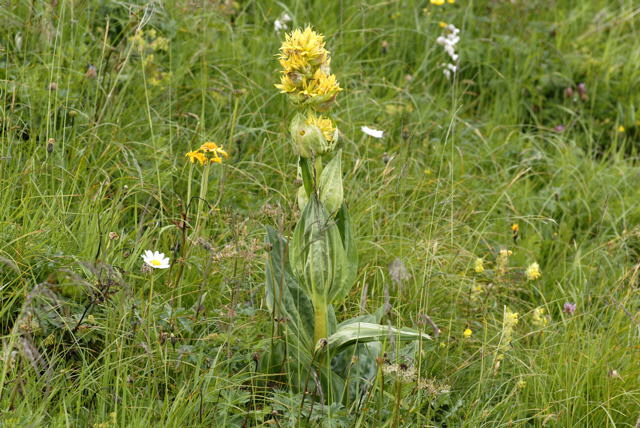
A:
[[314, 156, 323, 180], [313, 298, 328, 346], [299, 157, 314, 196]]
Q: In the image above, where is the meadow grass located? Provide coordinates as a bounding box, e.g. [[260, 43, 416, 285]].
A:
[[1, 0, 640, 426]]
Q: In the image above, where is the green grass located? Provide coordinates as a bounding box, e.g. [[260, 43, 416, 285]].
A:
[[1, 0, 640, 426]]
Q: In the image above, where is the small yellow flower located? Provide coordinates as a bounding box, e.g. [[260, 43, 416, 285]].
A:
[[511, 223, 519, 233], [617, 125, 625, 133], [463, 328, 472, 338], [525, 262, 541, 280], [185, 150, 207, 166], [439, 21, 448, 28], [199, 141, 219, 152], [200, 142, 230, 159], [447, 0, 455, 3], [186, 142, 229, 166], [430, 0, 445, 5], [302, 69, 342, 98], [275, 73, 301, 94], [474, 258, 484, 273]]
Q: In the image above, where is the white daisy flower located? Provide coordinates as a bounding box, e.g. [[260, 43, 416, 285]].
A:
[[361, 126, 384, 138], [141, 250, 170, 269]]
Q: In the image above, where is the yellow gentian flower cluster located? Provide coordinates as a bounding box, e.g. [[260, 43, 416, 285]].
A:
[[275, 26, 342, 110], [276, 26, 342, 158], [185, 142, 229, 166]]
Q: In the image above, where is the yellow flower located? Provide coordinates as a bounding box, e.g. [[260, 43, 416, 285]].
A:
[[525, 262, 541, 280], [505, 310, 519, 328], [430, 0, 445, 5], [185, 150, 207, 166], [439, 21, 448, 28], [276, 27, 342, 110], [474, 258, 484, 273], [447, 0, 455, 3], [200, 141, 219, 152], [497, 248, 512, 273], [275, 73, 301, 94], [302, 69, 342, 98], [617, 125, 625, 133], [306, 114, 337, 142], [463, 328, 472, 338], [279, 26, 329, 68], [186, 142, 229, 166], [511, 223, 519, 233], [200, 142, 230, 159]]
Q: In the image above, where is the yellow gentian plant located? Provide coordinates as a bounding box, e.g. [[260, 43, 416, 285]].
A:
[[263, 26, 429, 403]]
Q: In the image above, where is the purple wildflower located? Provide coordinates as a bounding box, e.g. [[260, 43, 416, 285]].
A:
[[563, 302, 576, 315]]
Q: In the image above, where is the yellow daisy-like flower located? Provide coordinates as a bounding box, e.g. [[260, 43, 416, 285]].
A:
[[306, 114, 337, 142], [463, 328, 472, 338], [430, 0, 445, 5], [525, 262, 541, 280], [439, 21, 448, 28], [200, 142, 230, 159], [185, 142, 229, 166], [199, 141, 219, 152], [185, 150, 207, 166], [617, 125, 625, 133]]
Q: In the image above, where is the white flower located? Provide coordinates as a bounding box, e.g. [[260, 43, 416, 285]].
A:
[[361, 126, 384, 138], [437, 23, 460, 79], [141, 250, 170, 269], [446, 24, 460, 35], [274, 13, 292, 33]]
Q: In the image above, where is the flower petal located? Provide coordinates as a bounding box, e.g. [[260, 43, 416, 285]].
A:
[[361, 126, 384, 138]]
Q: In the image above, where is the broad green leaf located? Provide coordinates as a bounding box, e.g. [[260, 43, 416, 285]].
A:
[[331, 341, 381, 402], [318, 150, 343, 215], [329, 204, 358, 304], [296, 185, 308, 211], [290, 196, 346, 307], [325, 322, 430, 356], [264, 226, 314, 351]]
